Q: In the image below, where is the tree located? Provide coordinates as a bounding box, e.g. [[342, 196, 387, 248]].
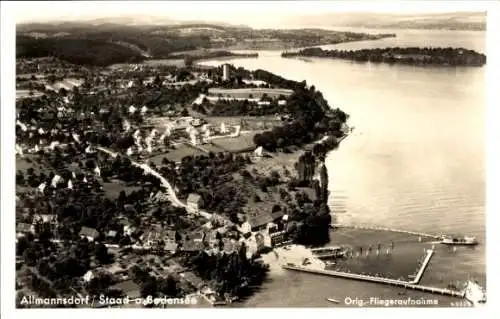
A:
[[23, 247, 37, 266], [153, 75, 162, 86], [16, 237, 30, 256], [94, 243, 112, 265], [140, 277, 158, 299], [159, 275, 178, 297]]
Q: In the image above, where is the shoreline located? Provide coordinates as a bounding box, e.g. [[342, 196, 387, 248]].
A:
[[210, 34, 396, 52]]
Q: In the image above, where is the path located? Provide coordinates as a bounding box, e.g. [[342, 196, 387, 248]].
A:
[[96, 146, 213, 220]]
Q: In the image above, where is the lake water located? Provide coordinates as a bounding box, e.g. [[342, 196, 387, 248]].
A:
[[198, 29, 486, 307]]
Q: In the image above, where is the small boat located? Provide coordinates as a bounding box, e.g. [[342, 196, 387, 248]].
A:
[[440, 235, 478, 246], [311, 246, 347, 259], [326, 298, 340, 304]]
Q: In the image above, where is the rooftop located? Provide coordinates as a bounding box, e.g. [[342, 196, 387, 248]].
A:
[[79, 226, 99, 238]]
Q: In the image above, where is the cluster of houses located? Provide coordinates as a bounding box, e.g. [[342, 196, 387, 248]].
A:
[[16, 213, 59, 238], [146, 116, 241, 148]]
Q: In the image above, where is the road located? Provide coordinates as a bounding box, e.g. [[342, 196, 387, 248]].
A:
[[96, 146, 213, 219]]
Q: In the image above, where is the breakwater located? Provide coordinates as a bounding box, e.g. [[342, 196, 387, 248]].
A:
[[283, 263, 464, 298], [331, 224, 440, 239]]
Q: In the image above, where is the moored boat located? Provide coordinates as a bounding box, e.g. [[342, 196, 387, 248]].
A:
[[440, 235, 478, 245], [311, 246, 348, 259]]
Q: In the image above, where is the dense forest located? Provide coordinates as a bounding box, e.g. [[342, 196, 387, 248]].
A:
[[282, 47, 487, 66], [16, 36, 146, 66]]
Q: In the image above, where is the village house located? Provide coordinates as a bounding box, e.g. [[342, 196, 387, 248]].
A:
[[32, 213, 58, 226], [247, 212, 274, 231], [254, 233, 265, 249], [186, 193, 203, 212], [270, 230, 287, 247], [140, 227, 164, 247], [16, 223, 35, 237], [106, 230, 118, 239], [164, 230, 177, 244], [164, 242, 178, 254], [222, 238, 238, 254], [150, 190, 170, 203], [204, 230, 220, 248], [181, 241, 205, 252], [82, 270, 95, 282], [190, 230, 205, 243], [240, 221, 252, 234], [119, 219, 136, 236], [254, 232, 272, 249], [79, 226, 99, 242]]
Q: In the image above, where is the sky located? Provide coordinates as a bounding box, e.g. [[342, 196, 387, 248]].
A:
[[11, 1, 490, 27]]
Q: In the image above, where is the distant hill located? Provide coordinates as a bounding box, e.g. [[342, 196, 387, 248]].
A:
[[16, 36, 146, 66], [16, 20, 395, 66], [285, 11, 486, 31]]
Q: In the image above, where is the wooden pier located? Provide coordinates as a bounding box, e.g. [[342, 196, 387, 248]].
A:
[[331, 224, 440, 239], [411, 249, 433, 283], [282, 262, 465, 298]]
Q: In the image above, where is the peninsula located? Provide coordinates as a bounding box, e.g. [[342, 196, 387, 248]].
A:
[[165, 50, 259, 66], [281, 47, 487, 67], [15, 54, 348, 307]]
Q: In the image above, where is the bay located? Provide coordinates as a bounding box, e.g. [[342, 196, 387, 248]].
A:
[[198, 29, 486, 307]]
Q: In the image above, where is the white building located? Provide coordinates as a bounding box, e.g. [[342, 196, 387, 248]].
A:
[[240, 221, 252, 234], [82, 270, 95, 282], [220, 122, 227, 134], [222, 64, 230, 81], [254, 146, 264, 157]]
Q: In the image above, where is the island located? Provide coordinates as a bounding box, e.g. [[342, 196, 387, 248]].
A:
[[281, 47, 487, 67]]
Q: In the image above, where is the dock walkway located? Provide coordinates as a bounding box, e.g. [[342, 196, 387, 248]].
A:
[[283, 249, 464, 299], [331, 224, 440, 239]]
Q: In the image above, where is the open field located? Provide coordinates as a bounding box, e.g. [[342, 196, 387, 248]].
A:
[[204, 116, 282, 131], [16, 156, 39, 172], [101, 182, 142, 200], [210, 132, 260, 153], [110, 59, 186, 69], [148, 144, 206, 164], [245, 149, 302, 180], [16, 89, 45, 100], [142, 59, 186, 67], [45, 78, 84, 92], [207, 88, 293, 99], [199, 143, 226, 153]]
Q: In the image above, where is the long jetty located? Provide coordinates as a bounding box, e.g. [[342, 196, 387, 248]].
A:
[[412, 249, 434, 284], [282, 249, 464, 299], [331, 224, 440, 239]]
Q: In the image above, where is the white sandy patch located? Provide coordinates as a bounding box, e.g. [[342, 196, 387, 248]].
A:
[[260, 244, 325, 276]]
